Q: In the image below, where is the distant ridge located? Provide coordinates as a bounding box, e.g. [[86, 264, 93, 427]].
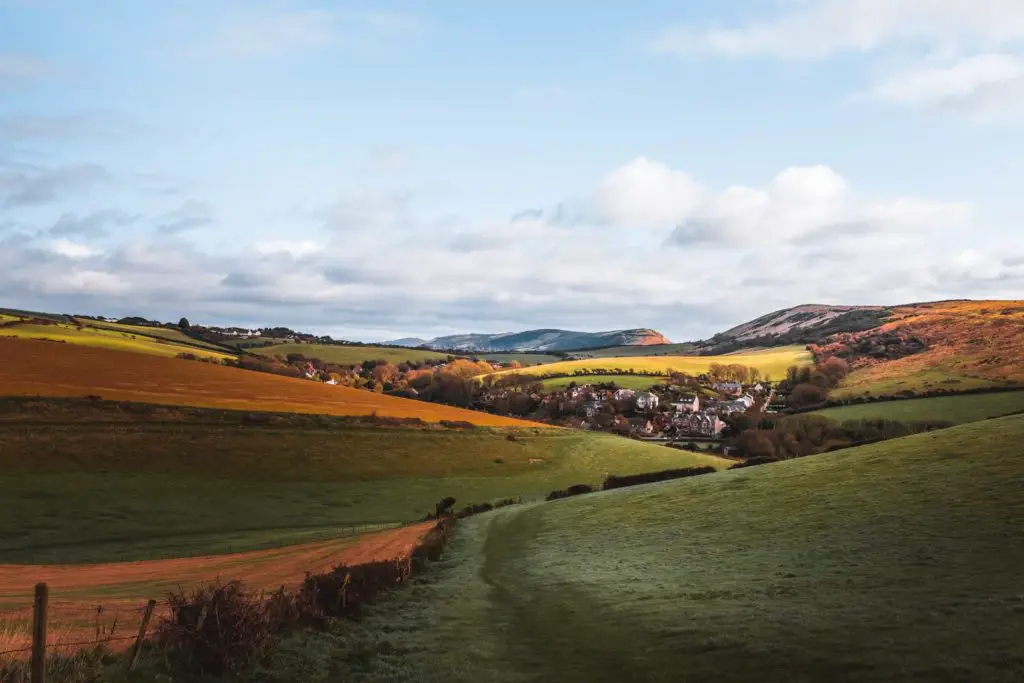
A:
[[386, 328, 670, 353]]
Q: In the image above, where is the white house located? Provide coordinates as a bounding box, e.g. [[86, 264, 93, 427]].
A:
[[635, 391, 660, 411], [671, 394, 700, 413], [614, 388, 636, 401]]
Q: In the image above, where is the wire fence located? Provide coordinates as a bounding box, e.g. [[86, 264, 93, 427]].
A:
[[0, 520, 419, 665]]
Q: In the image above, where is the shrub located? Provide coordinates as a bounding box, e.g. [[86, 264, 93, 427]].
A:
[[546, 483, 594, 501], [439, 419, 475, 429], [158, 581, 274, 676], [602, 466, 716, 490]]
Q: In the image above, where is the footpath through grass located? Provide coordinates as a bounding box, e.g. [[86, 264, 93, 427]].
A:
[[320, 414, 1024, 683], [0, 399, 727, 564]]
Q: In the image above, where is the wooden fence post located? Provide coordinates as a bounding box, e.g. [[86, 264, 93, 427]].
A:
[[31, 582, 47, 683], [126, 599, 157, 672]]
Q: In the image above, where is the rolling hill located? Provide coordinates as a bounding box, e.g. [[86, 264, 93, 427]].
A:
[[338, 413, 1024, 682], [0, 315, 234, 361], [0, 395, 729, 563], [389, 328, 670, 352], [0, 338, 536, 427], [821, 300, 1024, 396]]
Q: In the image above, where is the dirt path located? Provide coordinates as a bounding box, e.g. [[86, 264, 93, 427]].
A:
[[0, 522, 435, 657]]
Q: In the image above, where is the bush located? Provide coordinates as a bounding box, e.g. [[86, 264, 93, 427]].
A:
[[158, 581, 274, 676], [602, 466, 716, 490], [546, 483, 594, 501], [440, 420, 475, 429]]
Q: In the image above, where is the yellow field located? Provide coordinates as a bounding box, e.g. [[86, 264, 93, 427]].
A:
[[0, 322, 233, 361], [74, 318, 227, 352], [486, 345, 812, 381]]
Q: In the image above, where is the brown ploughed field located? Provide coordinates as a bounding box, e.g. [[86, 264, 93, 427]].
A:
[[0, 338, 544, 428], [0, 522, 434, 659]]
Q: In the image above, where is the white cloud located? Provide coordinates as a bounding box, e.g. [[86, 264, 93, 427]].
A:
[[651, 2, 1024, 119], [49, 239, 101, 259], [366, 148, 411, 174], [668, 163, 969, 246], [593, 157, 705, 229], [204, 8, 336, 59], [862, 53, 1024, 117], [194, 8, 424, 60], [254, 240, 323, 258], [651, 0, 1024, 60], [0, 157, 1013, 341]]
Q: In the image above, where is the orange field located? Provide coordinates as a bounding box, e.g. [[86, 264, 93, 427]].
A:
[[0, 338, 544, 428], [827, 300, 1024, 395], [0, 522, 434, 659]]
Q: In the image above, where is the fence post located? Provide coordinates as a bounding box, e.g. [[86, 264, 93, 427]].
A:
[[31, 582, 47, 683], [126, 599, 156, 671]]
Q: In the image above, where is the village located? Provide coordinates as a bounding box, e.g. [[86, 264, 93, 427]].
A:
[[472, 370, 777, 445]]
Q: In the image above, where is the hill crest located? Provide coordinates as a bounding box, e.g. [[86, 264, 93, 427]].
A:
[[389, 328, 670, 352]]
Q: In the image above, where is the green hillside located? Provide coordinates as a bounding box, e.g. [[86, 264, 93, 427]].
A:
[[539, 374, 665, 391], [570, 342, 698, 358], [0, 398, 728, 563], [329, 414, 1024, 683], [810, 390, 1024, 425], [253, 342, 453, 365]]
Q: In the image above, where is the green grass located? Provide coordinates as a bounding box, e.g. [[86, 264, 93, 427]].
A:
[[0, 400, 728, 563], [321, 414, 1024, 683], [74, 317, 229, 352], [833, 369, 1017, 398], [474, 352, 563, 365], [539, 374, 665, 392], [810, 391, 1024, 425], [0, 322, 233, 361], [571, 342, 698, 358], [253, 342, 453, 366]]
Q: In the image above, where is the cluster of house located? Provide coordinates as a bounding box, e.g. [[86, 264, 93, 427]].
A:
[[544, 380, 770, 439]]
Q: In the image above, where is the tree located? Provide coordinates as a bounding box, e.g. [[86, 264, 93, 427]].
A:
[[178, 317, 190, 329]]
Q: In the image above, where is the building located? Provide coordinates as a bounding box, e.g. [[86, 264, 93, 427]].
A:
[[582, 400, 602, 418], [713, 381, 743, 396], [677, 413, 724, 437], [671, 394, 700, 413], [629, 418, 655, 435], [635, 391, 659, 412], [614, 388, 636, 401]]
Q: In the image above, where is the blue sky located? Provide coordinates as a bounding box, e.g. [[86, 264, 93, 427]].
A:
[[1, 0, 1022, 342]]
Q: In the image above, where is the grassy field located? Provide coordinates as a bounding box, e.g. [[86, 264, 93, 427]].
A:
[[488, 345, 812, 381], [832, 300, 1024, 397], [0, 522, 432, 661], [0, 321, 233, 361], [570, 342, 698, 358], [810, 391, 1024, 425], [254, 342, 453, 366], [475, 352, 563, 365], [539, 374, 665, 392], [0, 338, 539, 428], [323, 414, 1024, 683], [0, 397, 729, 564], [73, 317, 229, 352]]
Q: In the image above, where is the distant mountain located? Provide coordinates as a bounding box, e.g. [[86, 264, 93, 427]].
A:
[[697, 304, 891, 353], [396, 328, 670, 353], [384, 337, 430, 348]]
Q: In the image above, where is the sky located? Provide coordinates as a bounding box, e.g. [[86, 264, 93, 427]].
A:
[[1, 0, 1022, 343]]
